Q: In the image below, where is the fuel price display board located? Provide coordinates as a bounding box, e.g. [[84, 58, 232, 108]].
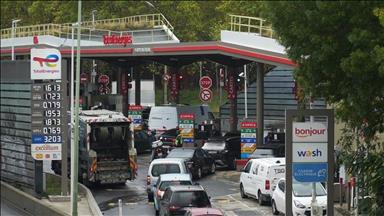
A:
[[31, 81, 67, 160]]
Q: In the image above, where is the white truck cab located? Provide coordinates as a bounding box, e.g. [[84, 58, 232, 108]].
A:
[[239, 157, 285, 205]]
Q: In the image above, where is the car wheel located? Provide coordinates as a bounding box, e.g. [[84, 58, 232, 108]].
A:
[[148, 193, 154, 202], [272, 200, 279, 215], [240, 183, 247, 198], [209, 163, 216, 174], [258, 190, 265, 205]]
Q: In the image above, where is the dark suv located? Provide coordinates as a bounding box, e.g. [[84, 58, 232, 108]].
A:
[[159, 185, 211, 216], [201, 136, 240, 170], [166, 148, 215, 179]]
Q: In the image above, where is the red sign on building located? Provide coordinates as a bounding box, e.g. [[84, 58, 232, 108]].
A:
[[170, 73, 179, 96], [103, 34, 133, 46]]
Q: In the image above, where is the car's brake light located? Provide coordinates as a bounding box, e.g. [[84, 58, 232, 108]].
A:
[[265, 180, 270, 190], [147, 175, 150, 185], [169, 205, 180, 211]]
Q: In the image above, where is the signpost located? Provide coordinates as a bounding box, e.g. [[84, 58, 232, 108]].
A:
[[179, 114, 195, 144], [199, 76, 212, 89], [240, 121, 257, 159], [286, 109, 334, 216], [199, 89, 212, 102], [128, 105, 143, 130]]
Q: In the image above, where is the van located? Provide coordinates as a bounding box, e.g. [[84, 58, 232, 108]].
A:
[[148, 105, 214, 136], [239, 157, 285, 205]]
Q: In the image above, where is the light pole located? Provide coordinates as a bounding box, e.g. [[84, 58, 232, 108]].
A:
[[11, 19, 21, 61], [239, 65, 248, 119], [91, 10, 97, 83]]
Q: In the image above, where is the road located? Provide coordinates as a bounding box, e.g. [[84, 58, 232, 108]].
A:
[[1, 199, 30, 216], [92, 153, 275, 216]]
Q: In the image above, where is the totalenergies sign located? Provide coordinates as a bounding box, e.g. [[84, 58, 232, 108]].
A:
[[31, 48, 61, 80], [292, 122, 327, 142]]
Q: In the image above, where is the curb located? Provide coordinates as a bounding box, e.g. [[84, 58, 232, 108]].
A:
[[78, 183, 103, 216], [1, 181, 67, 216]]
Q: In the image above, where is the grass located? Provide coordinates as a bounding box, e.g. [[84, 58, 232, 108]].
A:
[[45, 174, 62, 195], [155, 87, 228, 114]]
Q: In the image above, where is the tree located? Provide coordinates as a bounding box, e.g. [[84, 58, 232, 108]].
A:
[[264, 2, 384, 215]]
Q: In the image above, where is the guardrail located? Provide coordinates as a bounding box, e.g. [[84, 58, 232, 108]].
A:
[[1, 13, 173, 40], [229, 14, 274, 38]]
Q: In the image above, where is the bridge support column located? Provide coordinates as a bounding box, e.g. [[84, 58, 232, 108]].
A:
[[257, 63, 264, 147], [228, 67, 238, 132]]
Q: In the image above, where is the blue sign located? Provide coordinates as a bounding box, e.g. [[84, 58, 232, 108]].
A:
[[293, 163, 327, 182], [133, 119, 142, 124], [241, 138, 256, 143], [183, 138, 194, 143], [32, 135, 44, 144]]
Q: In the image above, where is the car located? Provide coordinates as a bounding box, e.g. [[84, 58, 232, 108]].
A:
[[147, 158, 190, 202], [201, 136, 240, 170], [248, 144, 285, 159], [271, 178, 327, 215], [135, 130, 155, 154], [239, 158, 285, 205], [167, 148, 215, 179], [153, 174, 193, 216], [159, 128, 178, 146], [183, 207, 224, 216], [159, 185, 211, 216]]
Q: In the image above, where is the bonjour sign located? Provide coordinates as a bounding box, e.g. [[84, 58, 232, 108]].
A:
[[103, 34, 133, 46]]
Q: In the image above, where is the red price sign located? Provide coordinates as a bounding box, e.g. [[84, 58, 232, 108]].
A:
[[227, 76, 236, 99], [170, 73, 179, 96]]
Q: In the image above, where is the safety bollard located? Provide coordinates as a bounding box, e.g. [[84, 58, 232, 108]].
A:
[[118, 199, 123, 216]]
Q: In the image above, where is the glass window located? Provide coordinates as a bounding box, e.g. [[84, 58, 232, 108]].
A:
[[253, 164, 259, 175], [195, 150, 204, 158], [163, 188, 172, 201], [244, 161, 252, 173], [167, 149, 194, 158], [278, 180, 285, 192], [159, 180, 192, 191], [293, 182, 327, 197], [151, 164, 181, 177], [170, 191, 211, 208]]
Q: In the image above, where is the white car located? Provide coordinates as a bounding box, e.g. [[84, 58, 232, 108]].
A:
[[271, 178, 327, 216], [239, 158, 285, 205], [147, 158, 190, 202]]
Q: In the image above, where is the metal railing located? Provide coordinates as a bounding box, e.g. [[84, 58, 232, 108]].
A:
[[229, 14, 274, 38], [1, 13, 174, 39]]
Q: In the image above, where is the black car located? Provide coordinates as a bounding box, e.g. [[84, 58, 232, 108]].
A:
[[166, 148, 215, 179], [201, 136, 240, 170], [159, 128, 178, 146], [159, 185, 211, 216]]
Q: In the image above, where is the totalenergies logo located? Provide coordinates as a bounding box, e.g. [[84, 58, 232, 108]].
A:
[[295, 127, 326, 138], [33, 54, 59, 67]]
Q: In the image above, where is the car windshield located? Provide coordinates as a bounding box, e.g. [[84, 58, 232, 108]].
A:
[[202, 141, 225, 150], [159, 180, 192, 191], [167, 149, 194, 158], [293, 182, 327, 197], [151, 164, 181, 177], [171, 191, 211, 208], [250, 149, 274, 157]]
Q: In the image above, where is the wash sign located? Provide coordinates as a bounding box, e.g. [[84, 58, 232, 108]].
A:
[[292, 122, 328, 182]]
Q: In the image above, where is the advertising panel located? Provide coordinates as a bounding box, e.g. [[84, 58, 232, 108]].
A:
[[128, 105, 143, 130], [240, 121, 257, 158], [292, 142, 328, 163], [179, 114, 194, 143], [292, 122, 328, 142], [31, 48, 61, 80]]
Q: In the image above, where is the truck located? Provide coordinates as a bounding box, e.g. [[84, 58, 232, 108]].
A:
[[52, 109, 137, 186]]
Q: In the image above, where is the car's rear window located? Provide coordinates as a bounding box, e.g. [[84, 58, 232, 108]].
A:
[[159, 180, 192, 191], [167, 149, 194, 158], [171, 191, 211, 208], [151, 164, 181, 177]]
